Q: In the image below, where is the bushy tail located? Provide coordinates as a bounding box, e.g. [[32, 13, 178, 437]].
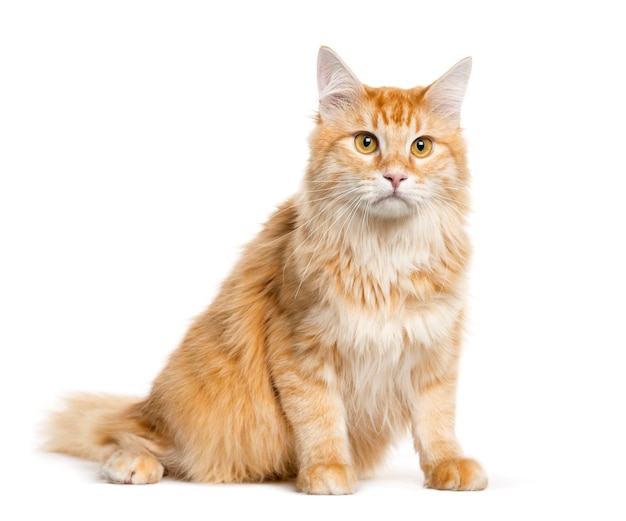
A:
[[42, 393, 150, 463]]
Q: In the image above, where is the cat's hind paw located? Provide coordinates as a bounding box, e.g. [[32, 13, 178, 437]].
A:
[[297, 463, 358, 495], [424, 458, 487, 491], [101, 449, 164, 484]]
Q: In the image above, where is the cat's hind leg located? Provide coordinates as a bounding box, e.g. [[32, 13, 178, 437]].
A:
[[43, 394, 167, 484], [101, 447, 164, 484], [99, 431, 166, 484]]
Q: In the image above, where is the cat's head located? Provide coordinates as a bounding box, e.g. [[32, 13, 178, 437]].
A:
[[306, 47, 472, 222]]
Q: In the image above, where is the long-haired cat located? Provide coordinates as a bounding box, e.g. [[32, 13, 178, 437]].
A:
[[44, 46, 487, 494]]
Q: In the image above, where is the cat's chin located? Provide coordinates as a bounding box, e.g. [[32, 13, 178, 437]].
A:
[[368, 195, 415, 220]]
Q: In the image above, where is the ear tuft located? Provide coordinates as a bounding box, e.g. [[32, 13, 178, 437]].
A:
[[424, 57, 472, 127], [317, 47, 364, 119]]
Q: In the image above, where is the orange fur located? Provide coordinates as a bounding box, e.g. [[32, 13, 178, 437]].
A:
[[43, 47, 486, 493]]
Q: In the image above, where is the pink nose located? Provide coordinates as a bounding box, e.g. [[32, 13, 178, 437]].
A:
[[383, 173, 407, 190]]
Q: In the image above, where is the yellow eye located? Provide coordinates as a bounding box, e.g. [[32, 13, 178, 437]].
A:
[[354, 133, 378, 154], [411, 137, 433, 158]]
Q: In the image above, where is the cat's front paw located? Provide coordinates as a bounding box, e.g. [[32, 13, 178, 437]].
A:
[[424, 458, 487, 491], [297, 463, 358, 495]]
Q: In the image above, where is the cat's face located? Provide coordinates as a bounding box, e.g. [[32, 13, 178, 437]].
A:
[[306, 48, 471, 223], [309, 87, 468, 220]]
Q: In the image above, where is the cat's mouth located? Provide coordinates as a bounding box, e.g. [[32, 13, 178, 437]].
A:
[[378, 191, 409, 203], [370, 191, 414, 218]]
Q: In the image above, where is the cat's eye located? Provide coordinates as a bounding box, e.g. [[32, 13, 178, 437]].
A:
[[411, 137, 433, 158], [354, 133, 379, 155]]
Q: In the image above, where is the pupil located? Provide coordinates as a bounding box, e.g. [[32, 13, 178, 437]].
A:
[[417, 140, 424, 151], [363, 136, 371, 147]]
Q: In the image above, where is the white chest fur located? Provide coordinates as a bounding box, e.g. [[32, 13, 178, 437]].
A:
[[296, 205, 466, 429], [307, 212, 464, 354], [304, 242, 464, 432]]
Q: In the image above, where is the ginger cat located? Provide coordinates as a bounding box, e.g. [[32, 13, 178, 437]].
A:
[[44, 47, 487, 494]]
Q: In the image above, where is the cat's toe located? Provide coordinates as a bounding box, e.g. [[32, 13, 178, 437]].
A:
[[297, 463, 358, 495], [101, 449, 164, 484], [424, 458, 487, 491]]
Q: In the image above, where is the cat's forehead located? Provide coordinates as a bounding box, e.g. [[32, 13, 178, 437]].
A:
[[362, 85, 427, 130]]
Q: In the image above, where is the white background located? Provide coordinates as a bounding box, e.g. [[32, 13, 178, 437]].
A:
[[1, 1, 625, 519]]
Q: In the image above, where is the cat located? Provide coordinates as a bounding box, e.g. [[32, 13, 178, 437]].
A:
[[43, 46, 487, 494]]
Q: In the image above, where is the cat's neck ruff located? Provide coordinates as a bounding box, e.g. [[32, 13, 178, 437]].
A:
[[299, 196, 454, 271], [291, 194, 467, 317]]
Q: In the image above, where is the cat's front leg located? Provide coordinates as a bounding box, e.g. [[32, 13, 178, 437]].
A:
[[272, 359, 357, 495], [411, 352, 488, 491]]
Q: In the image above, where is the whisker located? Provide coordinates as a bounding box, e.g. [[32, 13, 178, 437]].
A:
[[281, 187, 364, 285], [295, 194, 363, 297], [261, 186, 364, 251]]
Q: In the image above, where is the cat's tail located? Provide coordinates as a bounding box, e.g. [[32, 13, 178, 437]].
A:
[[42, 393, 158, 463]]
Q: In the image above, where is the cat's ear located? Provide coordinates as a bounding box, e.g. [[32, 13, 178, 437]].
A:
[[317, 46, 364, 119], [423, 57, 472, 127]]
